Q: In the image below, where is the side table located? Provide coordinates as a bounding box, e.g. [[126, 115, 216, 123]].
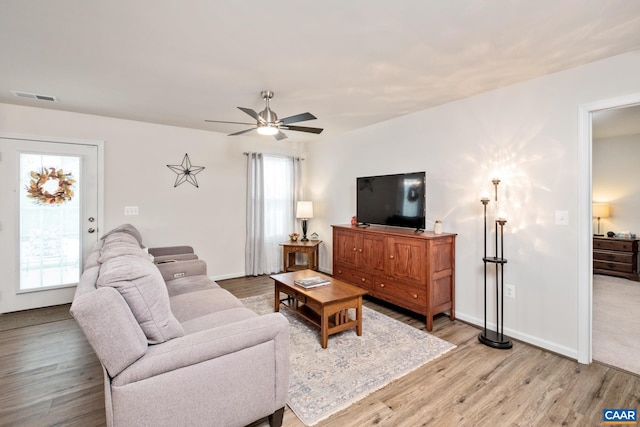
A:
[[280, 240, 322, 272]]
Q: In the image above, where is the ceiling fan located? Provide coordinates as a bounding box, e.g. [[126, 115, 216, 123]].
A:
[[205, 90, 323, 140]]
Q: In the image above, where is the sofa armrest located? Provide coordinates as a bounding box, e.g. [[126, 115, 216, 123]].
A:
[[70, 286, 148, 378], [148, 246, 194, 257], [153, 253, 198, 264], [111, 313, 289, 388], [155, 259, 208, 281]]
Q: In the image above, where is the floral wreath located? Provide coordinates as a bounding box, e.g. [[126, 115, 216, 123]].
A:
[[26, 167, 75, 205]]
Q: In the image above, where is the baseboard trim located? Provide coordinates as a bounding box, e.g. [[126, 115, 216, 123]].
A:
[[210, 272, 246, 281], [455, 312, 578, 361]]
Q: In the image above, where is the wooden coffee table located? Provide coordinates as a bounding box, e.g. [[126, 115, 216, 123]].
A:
[[271, 270, 368, 348]]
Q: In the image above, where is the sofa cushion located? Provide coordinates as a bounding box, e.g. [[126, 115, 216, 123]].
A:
[[97, 255, 184, 344], [103, 231, 141, 247], [180, 307, 258, 335], [165, 275, 220, 297], [99, 239, 150, 264], [170, 288, 244, 323], [100, 223, 144, 247]]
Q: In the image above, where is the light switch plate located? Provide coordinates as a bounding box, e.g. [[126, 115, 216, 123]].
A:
[[555, 210, 569, 225]]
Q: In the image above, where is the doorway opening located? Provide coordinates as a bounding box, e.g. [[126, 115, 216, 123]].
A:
[[577, 93, 640, 365]]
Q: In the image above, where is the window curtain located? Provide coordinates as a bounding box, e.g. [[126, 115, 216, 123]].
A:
[[246, 153, 302, 276]]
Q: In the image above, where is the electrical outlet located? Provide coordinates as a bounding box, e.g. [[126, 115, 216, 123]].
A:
[[124, 206, 139, 216], [505, 284, 516, 299]]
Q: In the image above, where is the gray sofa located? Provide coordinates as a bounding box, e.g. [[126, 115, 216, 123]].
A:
[[70, 225, 290, 427]]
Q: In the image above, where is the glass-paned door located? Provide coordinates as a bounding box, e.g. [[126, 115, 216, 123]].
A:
[[20, 153, 82, 290], [0, 136, 100, 313]]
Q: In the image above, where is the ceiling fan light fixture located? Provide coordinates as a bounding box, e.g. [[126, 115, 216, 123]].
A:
[[205, 90, 323, 139], [257, 124, 279, 135]]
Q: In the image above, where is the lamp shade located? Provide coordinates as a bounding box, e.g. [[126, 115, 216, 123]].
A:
[[592, 203, 610, 218], [296, 201, 314, 219]]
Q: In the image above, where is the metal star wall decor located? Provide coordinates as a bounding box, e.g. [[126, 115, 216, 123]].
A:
[[167, 153, 205, 188]]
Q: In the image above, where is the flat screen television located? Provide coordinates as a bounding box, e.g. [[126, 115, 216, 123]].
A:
[[356, 172, 426, 230]]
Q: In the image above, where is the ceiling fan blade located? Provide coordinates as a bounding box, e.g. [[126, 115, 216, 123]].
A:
[[237, 107, 262, 122], [281, 125, 324, 134], [228, 128, 257, 136], [205, 119, 255, 125], [274, 131, 288, 141], [280, 112, 317, 125]]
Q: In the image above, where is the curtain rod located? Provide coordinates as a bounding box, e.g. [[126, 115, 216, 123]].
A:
[[243, 152, 305, 160]]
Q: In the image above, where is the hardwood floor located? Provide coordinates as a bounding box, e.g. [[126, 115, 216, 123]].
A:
[[1, 275, 639, 426]]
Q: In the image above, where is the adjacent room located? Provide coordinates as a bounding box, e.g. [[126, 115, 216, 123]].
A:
[[591, 105, 640, 376], [1, 2, 640, 426]]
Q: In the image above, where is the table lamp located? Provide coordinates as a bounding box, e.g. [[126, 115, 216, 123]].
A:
[[592, 202, 610, 236], [296, 201, 314, 242]]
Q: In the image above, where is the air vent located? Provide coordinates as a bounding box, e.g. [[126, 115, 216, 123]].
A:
[[11, 90, 58, 102]]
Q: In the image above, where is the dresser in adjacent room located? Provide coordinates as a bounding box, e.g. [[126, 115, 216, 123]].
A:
[[593, 236, 640, 281]]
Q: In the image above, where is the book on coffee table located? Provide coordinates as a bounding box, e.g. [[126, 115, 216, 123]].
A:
[[294, 276, 331, 289]]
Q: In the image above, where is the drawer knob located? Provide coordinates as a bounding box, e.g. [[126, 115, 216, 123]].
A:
[[353, 247, 357, 252], [389, 255, 395, 259], [359, 249, 363, 253], [380, 283, 385, 288], [607, 254, 615, 260], [361, 277, 366, 282], [607, 263, 615, 268], [413, 294, 418, 299], [338, 270, 342, 274]]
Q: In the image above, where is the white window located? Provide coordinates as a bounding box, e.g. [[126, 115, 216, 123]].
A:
[[246, 153, 301, 275]]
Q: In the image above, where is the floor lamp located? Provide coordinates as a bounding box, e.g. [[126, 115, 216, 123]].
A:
[[478, 179, 513, 350]]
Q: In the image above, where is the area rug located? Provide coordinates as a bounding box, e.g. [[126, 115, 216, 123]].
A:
[[241, 294, 456, 426]]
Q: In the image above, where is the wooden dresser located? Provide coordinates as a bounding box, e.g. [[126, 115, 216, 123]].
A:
[[332, 224, 456, 331], [593, 236, 640, 281]]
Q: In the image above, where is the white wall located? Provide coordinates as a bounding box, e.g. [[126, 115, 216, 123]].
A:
[[593, 133, 640, 235], [0, 103, 304, 279], [4, 48, 640, 357], [307, 50, 640, 359]]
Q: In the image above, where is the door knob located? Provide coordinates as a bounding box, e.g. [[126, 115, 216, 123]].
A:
[[88, 228, 96, 233], [88, 217, 95, 222]]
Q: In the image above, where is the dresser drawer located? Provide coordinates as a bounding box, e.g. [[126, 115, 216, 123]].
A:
[[288, 246, 311, 253], [593, 239, 636, 252], [333, 265, 373, 291], [593, 250, 634, 264], [594, 260, 634, 273], [373, 278, 427, 312]]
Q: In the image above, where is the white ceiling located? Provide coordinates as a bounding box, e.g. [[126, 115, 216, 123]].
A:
[[2, 1, 640, 142]]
